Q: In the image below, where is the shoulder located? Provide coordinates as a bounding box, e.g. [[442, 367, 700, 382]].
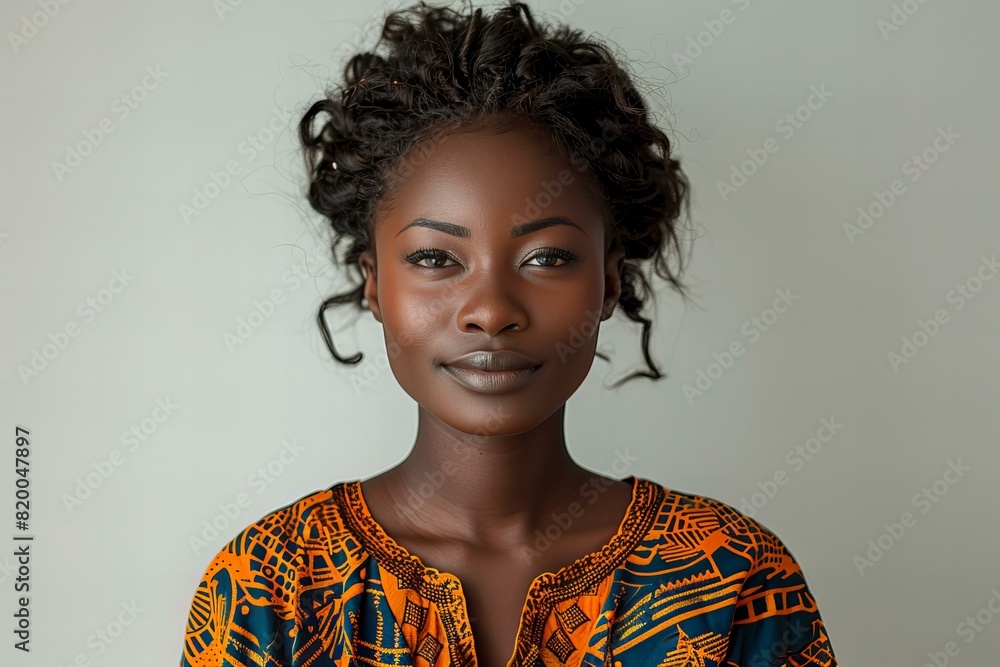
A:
[[632, 479, 838, 663], [189, 482, 360, 605], [637, 478, 805, 575], [180, 483, 360, 665], [226, 481, 356, 554]]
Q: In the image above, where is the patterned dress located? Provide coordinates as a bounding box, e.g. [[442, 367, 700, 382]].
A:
[[180, 476, 838, 666]]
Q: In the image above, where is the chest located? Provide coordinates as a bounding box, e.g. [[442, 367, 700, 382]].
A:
[[462, 565, 534, 667], [419, 531, 615, 667]]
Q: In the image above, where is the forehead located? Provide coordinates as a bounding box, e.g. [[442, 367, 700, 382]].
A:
[[375, 120, 606, 232]]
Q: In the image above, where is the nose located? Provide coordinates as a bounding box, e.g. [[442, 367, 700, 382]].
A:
[[456, 270, 529, 335]]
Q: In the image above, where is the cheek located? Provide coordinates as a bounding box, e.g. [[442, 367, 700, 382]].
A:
[[391, 309, 451, 356], [378, 273, 448, 342], [379, 299, 448, 381], [543, 281, 604, 340]]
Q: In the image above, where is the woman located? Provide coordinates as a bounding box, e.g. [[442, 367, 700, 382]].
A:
[[180, 2, 838, 665]]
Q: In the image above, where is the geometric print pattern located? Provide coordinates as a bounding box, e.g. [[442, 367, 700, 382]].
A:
[[180, 476, 838, 666]]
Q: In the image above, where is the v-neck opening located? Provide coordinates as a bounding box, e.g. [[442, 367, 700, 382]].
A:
[[332, 475, 663, 667]]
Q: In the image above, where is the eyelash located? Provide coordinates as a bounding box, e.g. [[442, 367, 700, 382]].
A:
[[404, 247, 578, 269]]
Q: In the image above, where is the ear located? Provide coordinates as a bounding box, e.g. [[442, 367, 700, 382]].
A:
[[602, 246, 626, 321], [358, 249, 382, 323]]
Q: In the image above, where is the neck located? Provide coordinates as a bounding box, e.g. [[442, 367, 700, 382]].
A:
[[377, 403, 598, 544]]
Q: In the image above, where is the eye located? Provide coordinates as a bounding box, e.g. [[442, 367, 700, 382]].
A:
[[524, 247, 578, 267], [404, 247, 456, 269], [403, 247, 579, 269]]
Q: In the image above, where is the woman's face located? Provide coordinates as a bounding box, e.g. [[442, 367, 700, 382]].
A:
[[358, 120, 624, 437]]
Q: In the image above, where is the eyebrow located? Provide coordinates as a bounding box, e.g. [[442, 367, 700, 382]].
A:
[[394, 216, 587, 239]]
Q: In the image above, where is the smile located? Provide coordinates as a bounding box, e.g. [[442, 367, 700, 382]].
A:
[[441, 364, 542, 393]]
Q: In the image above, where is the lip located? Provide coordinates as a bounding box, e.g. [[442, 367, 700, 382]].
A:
[[441, 350, 543, 393], [441, 364, 541, 394], [444, 350, 541, 372]]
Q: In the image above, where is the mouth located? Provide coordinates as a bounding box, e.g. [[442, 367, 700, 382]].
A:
[[441, 363, 542, 394]]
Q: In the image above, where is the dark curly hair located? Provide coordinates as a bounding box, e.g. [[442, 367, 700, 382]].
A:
[[298, 0, 696, 388]]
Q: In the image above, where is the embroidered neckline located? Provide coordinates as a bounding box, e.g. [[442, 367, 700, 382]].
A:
[[332, 475, 664, 667]]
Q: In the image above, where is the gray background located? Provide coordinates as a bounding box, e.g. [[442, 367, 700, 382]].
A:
[[2, 0, 998, 664]]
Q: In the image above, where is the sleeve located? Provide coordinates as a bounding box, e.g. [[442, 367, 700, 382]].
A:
[[722, 528, 838, 667], [179, 521, 300, 667]]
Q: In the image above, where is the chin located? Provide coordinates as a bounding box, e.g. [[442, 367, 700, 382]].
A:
[[432, 400, 559, 441], [397, 367, 582, 438]]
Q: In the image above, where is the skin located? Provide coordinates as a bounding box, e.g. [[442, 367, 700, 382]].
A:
[[357, 116, 634, 667]]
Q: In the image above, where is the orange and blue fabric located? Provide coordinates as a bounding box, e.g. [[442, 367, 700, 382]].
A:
[[180, 476, 838, 666]]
